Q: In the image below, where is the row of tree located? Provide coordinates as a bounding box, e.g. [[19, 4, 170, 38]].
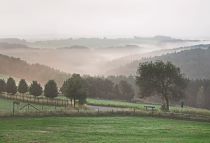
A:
[[0, 77, 86, 105], [0, 77, 47, 97], [0, 74, 136, 106], [60, 74, 135, 106]]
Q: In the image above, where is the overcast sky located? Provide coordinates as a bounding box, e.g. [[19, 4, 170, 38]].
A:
[[0, 0, 210, 39]]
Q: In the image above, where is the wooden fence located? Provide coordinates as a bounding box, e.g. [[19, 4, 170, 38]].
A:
[[0, 92, 71, 107]]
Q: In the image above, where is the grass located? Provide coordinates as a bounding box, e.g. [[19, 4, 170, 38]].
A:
[[87, 98, 157, 109], [87, 98, 210, 116], [0, 98, 66, 114], [1, 93, 210, 119], [0, 116, 210, 143]]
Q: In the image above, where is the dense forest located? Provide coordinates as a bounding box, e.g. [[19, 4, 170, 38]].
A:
[[185, 79, 210, 109], [109, 46, 210, 79], [83, 76, 135, 102]]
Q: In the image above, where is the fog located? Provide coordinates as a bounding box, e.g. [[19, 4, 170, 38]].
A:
[[0, 0, 210, 75], [0, 0, 210, 39], [0, 39, 209, 75]]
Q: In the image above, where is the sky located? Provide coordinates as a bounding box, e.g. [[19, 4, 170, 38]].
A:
[[0, 0, 210, 40]]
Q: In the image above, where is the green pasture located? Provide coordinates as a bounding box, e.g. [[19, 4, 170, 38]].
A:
[[0, 116, 210, 143]]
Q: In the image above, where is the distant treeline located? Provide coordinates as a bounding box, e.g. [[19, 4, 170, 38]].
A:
[[110, 46, 210, 79], [185, 79, 210, 109], [83, 76, 135, 102], [1, 73, 210, 109], [86, 75, 210, 109]]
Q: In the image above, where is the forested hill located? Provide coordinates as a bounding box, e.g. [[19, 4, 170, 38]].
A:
[[0, 54, 70, 86], [108, 46, 210, 79]]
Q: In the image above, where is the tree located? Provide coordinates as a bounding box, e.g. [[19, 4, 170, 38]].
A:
[[136, 61, 186, 111], [84, 76, 116, 100], [44, 80, 58, 98], [6, 77, 17, 95], [118, 80, 135, 101], [62, 74, 87, 107], [0, 79, 6, 93], [29, 81, 43, 97], [18, 79, 28, 94]]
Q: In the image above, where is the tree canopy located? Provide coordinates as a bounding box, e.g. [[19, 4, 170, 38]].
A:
[[6, 77, 17, 95], [0, 79, 6, 93], [18, 79, 28, 94], [136, 61, 186, 111], [62, 74, 87, 106], [118, 80, 135, 102], [29, 81, 43, 97], [44, 80, 58, 98]]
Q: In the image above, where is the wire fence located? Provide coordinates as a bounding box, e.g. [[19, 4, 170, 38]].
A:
[[0, 92, 71, 107], [0, 92, 210, 122]]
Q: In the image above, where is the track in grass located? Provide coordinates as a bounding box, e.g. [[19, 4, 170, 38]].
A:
[[0, 116, 210, 143]]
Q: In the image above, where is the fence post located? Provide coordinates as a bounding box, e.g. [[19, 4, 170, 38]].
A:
[[55, 101, 56, 110], [12, 102, 15, 116]]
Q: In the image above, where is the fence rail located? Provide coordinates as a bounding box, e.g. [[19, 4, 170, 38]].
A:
[[0, 93, 71, 107], [1, 93, 210, 122]]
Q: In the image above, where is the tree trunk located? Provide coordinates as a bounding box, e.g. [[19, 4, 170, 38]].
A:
[[73, 96, 75, 108], [164, 95, 169, 111]]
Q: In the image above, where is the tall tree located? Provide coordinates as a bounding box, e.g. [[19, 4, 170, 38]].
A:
[[44, 80, 58, 98], [6, 77, 17, 95], [136, 61, 186, 111], [29, 81, 43, 97], [0, 79, 6, 93], [62, 74, 87, 107], [18, 79, 28, 94]]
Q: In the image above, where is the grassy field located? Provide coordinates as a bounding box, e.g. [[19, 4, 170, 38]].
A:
[[87, 98, 210, 116], [0, 116, 210, 143], [87, 98, 153, 109], [0, 98, 66, 113]]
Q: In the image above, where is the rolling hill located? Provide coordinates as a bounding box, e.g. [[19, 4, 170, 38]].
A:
[[107, 45, 210, 79], [0, 36, 199, 49], [0, 54, 70, 86]]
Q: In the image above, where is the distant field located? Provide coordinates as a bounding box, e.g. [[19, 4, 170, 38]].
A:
[[87, 98, 210, 116], [87, 98, 154, 109], [0, 116, 210, 143]]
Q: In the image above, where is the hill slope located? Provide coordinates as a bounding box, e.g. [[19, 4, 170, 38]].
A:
[[0, 54, 70, 86], [108, 45, 210, 79]]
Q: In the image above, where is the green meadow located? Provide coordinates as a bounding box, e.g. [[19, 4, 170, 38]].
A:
[[0, 116, 210, 143]]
